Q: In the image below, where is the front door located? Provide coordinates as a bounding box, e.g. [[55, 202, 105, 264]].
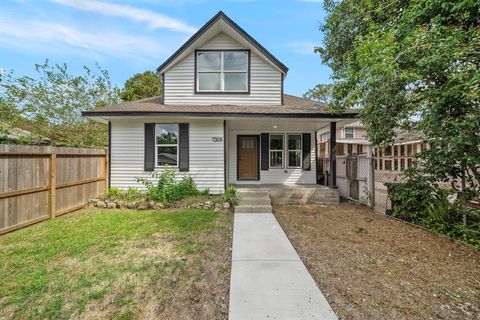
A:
[[237, 135, 259, 180]]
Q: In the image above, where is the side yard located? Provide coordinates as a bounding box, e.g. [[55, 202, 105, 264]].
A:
[[0, 208, 233, 319], [274, 202, 480, 320]]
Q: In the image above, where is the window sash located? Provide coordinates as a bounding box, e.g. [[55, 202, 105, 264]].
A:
[[196, 51, 248, 92], [344, 127, 354, 139], [287, 134, 302, 168], [269, 134, 284, 168], [155, 124, 179, 167]]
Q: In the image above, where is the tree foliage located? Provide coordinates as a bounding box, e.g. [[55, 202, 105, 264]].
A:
[[0, 61, 120, 147], [303, 83, 333, 104], [317, 0, 480, 193], [120, 71, 162, 102]]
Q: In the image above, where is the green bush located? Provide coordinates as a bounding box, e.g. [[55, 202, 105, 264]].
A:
[[222, 185, 238, 205], [386, 169, 434, 223], [388, 174, 480, 249], [106, 187, 142, 201], [137, 168, 201, 203]]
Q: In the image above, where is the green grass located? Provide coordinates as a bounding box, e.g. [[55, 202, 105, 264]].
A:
[[0, 208, 232, 319]]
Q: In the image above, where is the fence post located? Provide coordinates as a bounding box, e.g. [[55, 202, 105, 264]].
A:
[[49, 153, 57, 219], [103, 153, 108, 192], [367, 146, 375, 209]]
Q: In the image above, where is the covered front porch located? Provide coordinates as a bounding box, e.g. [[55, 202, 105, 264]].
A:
[[225, 118, 350, 191]]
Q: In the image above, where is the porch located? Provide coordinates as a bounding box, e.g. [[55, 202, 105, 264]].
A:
[[235, 184, 340, 204], [225, 118, 351, 196]]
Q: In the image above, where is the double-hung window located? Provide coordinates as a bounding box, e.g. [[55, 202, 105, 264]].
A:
[[196, 51, 248, 92], [287, 134, 302, 168], [155, 124, 178, 166], [344, 127, 355, 139], [269, 134, 284, 168]]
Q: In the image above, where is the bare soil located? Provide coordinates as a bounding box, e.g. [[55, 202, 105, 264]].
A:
[[273, 202, 480, 320]]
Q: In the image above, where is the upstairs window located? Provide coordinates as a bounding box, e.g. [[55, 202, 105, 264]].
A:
[[196, 51, 249, 93], [344, 127, 355, 139]]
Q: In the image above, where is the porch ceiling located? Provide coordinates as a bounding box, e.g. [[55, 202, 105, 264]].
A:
[[227, 119, 357, 132]]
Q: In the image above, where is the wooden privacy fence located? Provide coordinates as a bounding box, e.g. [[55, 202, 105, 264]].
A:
[[0, 145, 108, 235]]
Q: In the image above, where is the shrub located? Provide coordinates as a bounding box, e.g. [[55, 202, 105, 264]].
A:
[[222, 185, 238, 205], [386, 169, 434, 222], [137, 168, 201, 203], [106, 187, 142, 201]]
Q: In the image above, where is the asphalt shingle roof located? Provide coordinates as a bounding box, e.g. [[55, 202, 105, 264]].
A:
[[82, 94, 358, 119]]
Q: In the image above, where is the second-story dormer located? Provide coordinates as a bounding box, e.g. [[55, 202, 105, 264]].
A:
[[156, 11, 288, 105]]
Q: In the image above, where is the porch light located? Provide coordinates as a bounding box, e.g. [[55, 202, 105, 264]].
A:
[[273, 125, 278, 129]]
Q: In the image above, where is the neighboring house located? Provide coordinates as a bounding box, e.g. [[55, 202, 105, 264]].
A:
[[317, 121, 425, 212], [0, 123, 51, 145], [83, 11, 357, 194]]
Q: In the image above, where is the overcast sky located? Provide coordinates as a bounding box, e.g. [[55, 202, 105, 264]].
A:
[[0, 0, 331, 96]]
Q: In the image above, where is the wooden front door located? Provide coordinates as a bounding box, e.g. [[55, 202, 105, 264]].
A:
[[237, 135, 259, 180]]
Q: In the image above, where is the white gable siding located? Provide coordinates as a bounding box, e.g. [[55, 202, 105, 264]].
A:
[[164, 33, 282, 105], [110, 119, 224, 194]]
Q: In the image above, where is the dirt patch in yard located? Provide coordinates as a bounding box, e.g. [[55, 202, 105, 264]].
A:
[[274, 202, 480, 320]]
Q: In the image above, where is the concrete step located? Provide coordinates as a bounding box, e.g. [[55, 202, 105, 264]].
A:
[[237, 190, 270, 198], [239, 198, 272, 206], [235, 205, 273, 214]]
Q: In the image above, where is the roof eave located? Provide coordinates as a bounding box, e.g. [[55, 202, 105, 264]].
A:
[[81, 111, 358, 119]]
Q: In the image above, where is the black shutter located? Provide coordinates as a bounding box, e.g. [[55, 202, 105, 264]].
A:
[[261, 133, 269, 171], [178, 123, 189, 172], [144, 123, 155, 171], [302, 133, 311, 171]]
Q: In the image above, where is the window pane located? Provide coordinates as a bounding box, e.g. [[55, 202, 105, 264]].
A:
[[345, 127, 354, 139], [269, 134, 283, 150], [198, 72, 221, 91], [197, 52, 221, 71], [156, 124, 178, 144], [157, 146, 177, 166], [224, 73, 247, 91], [288, 135, 301, 150], [224, 52, 248, 70], [270, 151, 283, 167], [288, 151, 301, 167]]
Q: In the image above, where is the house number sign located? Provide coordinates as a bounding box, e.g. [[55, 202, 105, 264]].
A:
[[211, 137, 223, 143]]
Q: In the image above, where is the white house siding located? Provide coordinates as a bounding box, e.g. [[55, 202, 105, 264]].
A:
[[110, 119, 225, 194], [227, 121, 318, 185], [164, 33, 282, 105]]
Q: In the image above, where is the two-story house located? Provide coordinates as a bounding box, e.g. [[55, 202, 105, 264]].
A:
[[83, 11, 357, 194]]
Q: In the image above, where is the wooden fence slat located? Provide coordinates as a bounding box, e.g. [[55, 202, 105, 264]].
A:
[[49, 154, 57, 219]]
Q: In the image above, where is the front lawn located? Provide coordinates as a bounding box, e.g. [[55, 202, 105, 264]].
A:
[[0, 208, 233, 319], [274, 202, 480, 320]]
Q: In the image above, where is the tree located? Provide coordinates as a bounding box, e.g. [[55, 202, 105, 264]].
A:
[[0, 60, 120, 147], [303, 83, 333, 104], [316, 0, 480, 193], [120, 71, 162, 102]]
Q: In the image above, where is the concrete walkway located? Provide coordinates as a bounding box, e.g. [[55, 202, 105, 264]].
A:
[[229, 190, 337, 320]]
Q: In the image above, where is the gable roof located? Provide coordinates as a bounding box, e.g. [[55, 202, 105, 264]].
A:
[[82, 94, 358, 119], [156, 11, 289, 75]]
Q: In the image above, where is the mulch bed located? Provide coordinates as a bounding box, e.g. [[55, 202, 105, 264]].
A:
[[273, 202, 480, 320]]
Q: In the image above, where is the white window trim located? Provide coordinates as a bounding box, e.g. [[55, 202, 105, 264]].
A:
[[269, 133, 285, 169], [287, 133, 303, 169], [196, 51, 249, 93], [343, 127, 355, 139], [155, 124, 179, 168]]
